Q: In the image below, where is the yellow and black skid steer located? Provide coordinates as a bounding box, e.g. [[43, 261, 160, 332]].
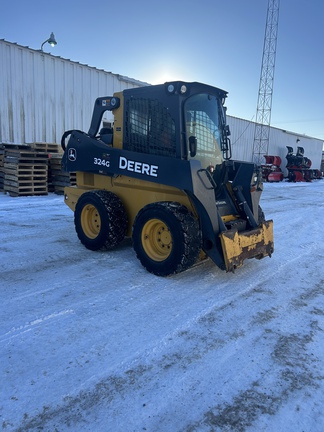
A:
[[61, 81, 274, 276]]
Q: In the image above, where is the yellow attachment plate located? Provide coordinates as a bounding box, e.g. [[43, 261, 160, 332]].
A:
[[219, 220, 274, 272]]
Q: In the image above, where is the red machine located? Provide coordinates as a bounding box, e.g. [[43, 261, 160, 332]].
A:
[[261, 155, 284, 182], [286, 146, 322, 182]]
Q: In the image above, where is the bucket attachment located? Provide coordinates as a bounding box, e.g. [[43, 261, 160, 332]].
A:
[[220, 220, 274, 272]]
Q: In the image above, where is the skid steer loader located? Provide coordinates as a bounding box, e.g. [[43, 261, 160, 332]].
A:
[[61, 81, 274, 276]]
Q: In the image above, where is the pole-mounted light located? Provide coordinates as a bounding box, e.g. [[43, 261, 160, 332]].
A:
[[41, 32, 57, 51]]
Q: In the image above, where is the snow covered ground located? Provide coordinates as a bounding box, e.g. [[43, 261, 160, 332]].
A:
[[1, 180, 324, 432]]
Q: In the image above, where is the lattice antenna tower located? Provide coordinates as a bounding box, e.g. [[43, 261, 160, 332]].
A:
[[252, 0, 280, 165]]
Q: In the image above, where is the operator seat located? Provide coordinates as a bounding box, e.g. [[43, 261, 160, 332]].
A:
[[99, 127, 113, 145]]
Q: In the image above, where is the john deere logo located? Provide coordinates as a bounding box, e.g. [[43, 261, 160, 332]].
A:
[[68, 148, 77, 161]]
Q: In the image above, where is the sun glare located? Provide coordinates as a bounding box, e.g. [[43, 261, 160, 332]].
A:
[[149, 71, 180, 85], [145, 63, 195, 85]]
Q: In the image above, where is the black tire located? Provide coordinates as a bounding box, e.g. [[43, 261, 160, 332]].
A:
[[74, 190, 128, 251], [132, 202, 201, 276]]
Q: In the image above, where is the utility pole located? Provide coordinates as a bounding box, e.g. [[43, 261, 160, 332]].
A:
[[252, 0, 280, 165]]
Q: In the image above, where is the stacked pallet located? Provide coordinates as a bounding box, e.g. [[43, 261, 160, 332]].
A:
[[48, 153, 76, 194], [29, 142, 64, 193], [30, 142, 76, 194], [0, 143, 76, 196], [3, 145, 49, 197]]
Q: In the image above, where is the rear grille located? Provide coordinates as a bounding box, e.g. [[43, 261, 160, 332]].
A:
[[125, 98, 176, 157]]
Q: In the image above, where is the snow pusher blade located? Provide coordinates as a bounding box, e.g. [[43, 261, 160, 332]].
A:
[[219, 220, 274, 272]]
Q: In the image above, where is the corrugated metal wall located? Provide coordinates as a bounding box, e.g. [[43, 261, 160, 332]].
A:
[[228, 116, 323, 174], [1, 39, 322, 172], [0, 40, 146, 145]]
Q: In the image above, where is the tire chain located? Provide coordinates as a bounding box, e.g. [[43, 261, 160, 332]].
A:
[[156, 202, 201, 274], [92, 190, 128, 250]]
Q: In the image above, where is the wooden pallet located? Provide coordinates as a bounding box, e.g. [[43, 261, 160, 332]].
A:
[[4, 148, 48, 164], [2, 145, 49, 196], [4, 169, 48, 195], [29, 142, 63, 154], [4, 175, 47, 184], [4, 162, 48, 174], [4, 184, 48, 197]]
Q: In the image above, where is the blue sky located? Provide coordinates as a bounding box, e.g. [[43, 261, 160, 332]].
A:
[[1, 0, 323, 140]]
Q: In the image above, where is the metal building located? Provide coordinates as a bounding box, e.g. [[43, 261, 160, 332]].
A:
[[0, 39, 147, 145], [1, 39, 323, 176]]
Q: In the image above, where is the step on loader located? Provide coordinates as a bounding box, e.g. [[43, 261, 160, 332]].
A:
[[61, 81, 274, 276]]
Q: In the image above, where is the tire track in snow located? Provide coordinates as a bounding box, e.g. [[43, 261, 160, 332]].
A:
[[1, 310, 74, 343], [12, 259, 324, 431]]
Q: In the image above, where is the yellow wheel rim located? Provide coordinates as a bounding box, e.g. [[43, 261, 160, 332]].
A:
[[81, 204, 101, 239], [141, 218, 172, 261]]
